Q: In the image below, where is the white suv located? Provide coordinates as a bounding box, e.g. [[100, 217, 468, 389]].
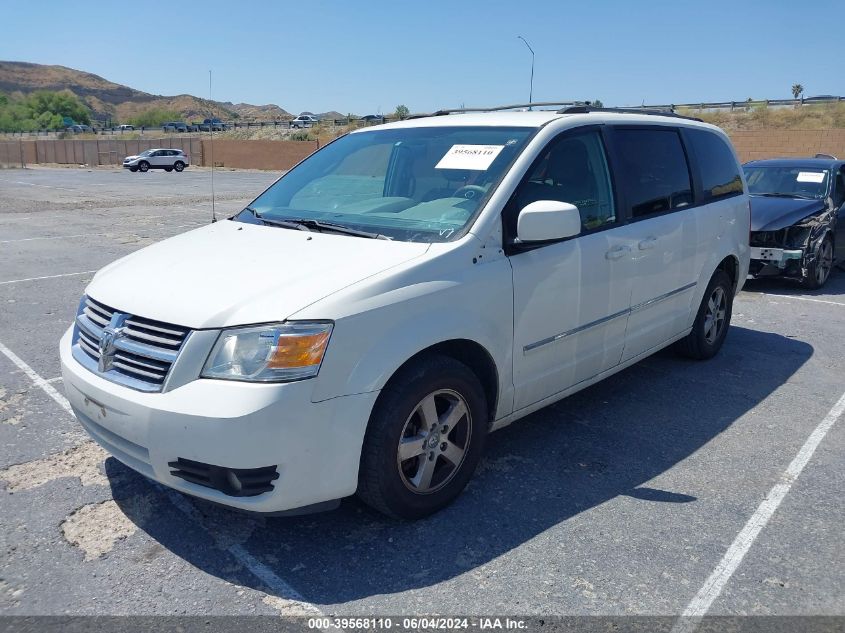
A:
[[290, 114, 319, 128], [123, 148, 190, 173], [61, 107, 749, 519]]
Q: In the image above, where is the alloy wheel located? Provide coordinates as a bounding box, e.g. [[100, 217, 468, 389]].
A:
[[396, 389, 471, 494], [816, 240, 833, 286], [703, 286, 727, 345]]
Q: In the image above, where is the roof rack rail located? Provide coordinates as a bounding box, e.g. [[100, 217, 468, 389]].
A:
[[406, 101, 590, 119], [814, 153, 838, 160], [558, 105, 702, 122]]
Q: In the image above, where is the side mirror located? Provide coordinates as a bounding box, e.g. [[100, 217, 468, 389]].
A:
[[516, 200, 582, 242]]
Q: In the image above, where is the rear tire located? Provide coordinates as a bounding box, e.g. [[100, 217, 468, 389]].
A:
[[357, 355, 488, 519], [803, 236, 833, 289], [138, 161, 149, 172], [174, 161, 185, 172], [676, 269, 733, 360]]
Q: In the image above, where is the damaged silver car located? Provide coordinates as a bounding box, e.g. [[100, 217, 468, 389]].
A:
[[744, 156, 845, 288]]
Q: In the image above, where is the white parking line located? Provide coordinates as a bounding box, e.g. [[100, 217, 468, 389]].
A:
[[762, 293, 845, 307], [0, 340, 72, 415], [0, 271, 97, 285], [164, 490, 322, 615], [13, 180, 80, 192], [0, 337, 323, 616], [671, 389, 845, 633]]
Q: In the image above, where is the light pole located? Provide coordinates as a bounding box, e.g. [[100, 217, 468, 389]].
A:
[[517, 35, 535, 109]]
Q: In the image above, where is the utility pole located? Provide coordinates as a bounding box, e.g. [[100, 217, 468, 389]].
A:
[[517, 36, 535, 110]]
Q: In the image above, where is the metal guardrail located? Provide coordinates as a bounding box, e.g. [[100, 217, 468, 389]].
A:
[[639, 96, 845, 112], [2, 96, 843, 136], [0, 118, 391, 137]]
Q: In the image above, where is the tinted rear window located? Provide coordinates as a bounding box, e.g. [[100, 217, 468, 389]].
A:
[[686, 129, 743, 201], [614, 128, 693, 218]]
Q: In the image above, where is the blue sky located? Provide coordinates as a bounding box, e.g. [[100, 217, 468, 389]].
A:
[[2, 0, 840, 115]]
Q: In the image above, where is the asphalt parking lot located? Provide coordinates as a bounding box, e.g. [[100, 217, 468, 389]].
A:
[[0, 167, 843, 621]]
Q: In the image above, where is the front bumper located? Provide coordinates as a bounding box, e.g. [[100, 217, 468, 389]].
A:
[[748, 246, 804, 278], [60, 327, 379, 513]]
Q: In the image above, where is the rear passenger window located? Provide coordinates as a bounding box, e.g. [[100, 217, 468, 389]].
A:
[[614, 128, 692, 218], [686, 129, 743, 201]]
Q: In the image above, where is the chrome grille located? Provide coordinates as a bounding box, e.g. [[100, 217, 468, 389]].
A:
[[73, 296, 191, 392]]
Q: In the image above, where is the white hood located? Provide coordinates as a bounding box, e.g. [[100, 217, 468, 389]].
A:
[[86, 221, 430, 328]]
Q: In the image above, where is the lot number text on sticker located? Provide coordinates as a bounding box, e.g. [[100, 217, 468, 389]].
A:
[[436, 145, 505, 171], [797, 171, 826, 183]]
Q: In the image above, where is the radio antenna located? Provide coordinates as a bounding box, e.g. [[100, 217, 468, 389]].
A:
[[209, 69, 217, 223]]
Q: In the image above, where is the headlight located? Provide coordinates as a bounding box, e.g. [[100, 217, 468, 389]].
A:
[[201, 322, 333, 382]]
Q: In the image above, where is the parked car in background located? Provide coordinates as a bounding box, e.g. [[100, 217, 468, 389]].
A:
[[290, 115, 318, 128], [359, 114, 384, 123], [63, 107, 748, 519], [67, 124, 92, 133], [162, 121, 189, 133], [744, 156, 845, 288], [117, 124, 135, 131], [197, 118, 225, 132], [123, 148, 190, 173]]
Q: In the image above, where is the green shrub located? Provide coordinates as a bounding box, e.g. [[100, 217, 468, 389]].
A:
[[0, 89, 90, 131], [127, 108, 183, 128]]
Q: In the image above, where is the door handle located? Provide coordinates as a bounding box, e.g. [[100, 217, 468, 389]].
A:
[[605, 245, 631, 260], [638, 237, 658, 250]]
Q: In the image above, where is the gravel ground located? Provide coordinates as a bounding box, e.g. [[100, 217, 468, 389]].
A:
[[0, 168, 842, 626]]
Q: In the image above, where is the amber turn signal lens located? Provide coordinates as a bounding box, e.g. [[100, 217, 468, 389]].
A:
[[266, 331, 331, 368]]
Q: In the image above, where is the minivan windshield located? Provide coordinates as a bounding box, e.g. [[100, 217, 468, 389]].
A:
[[744, 165, 830, 200], [236, 126, 534, 242]]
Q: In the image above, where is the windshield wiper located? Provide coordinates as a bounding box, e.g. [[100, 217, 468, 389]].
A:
[[242, 208, 389, 239], [291, 219, 391, 240], [755, 192, 817, 200], [242, 207, 313, 231]]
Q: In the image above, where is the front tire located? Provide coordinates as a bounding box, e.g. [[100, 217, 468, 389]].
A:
[[174, 161, 185, 172], [676, 269, 733, 360], [138, 161, 149, 172], [804, 237, 833, 289], [358, 355, 488, 519]]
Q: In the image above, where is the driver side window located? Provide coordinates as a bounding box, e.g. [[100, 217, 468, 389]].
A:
[[835, 169, 845, 208], [505, 129, 616, 239]]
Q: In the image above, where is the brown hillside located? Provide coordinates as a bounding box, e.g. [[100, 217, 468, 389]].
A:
[[0, 61, 292, 123], [221, 102, 292, 120]]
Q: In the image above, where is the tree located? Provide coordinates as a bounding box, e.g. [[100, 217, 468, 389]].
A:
[[791, 84, 804, 99], [591, 99, 604, 108], [27, 90, 90, 124], [0, 89, 91, 131], [394, 104, 410, 119]]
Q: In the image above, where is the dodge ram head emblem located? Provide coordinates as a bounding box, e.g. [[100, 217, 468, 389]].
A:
[[98, 327, 123, 372]]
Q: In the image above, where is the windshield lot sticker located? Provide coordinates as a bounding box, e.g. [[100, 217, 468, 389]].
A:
[[796, 171, 825, 183], [436, 145, 505, 170]]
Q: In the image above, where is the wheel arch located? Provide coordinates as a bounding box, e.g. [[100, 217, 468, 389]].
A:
[[716, 254, 740, 293], [380, 339, 499, 429]]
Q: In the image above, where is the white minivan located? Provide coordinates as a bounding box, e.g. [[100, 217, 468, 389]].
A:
[[60, 107, 750, 519]]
